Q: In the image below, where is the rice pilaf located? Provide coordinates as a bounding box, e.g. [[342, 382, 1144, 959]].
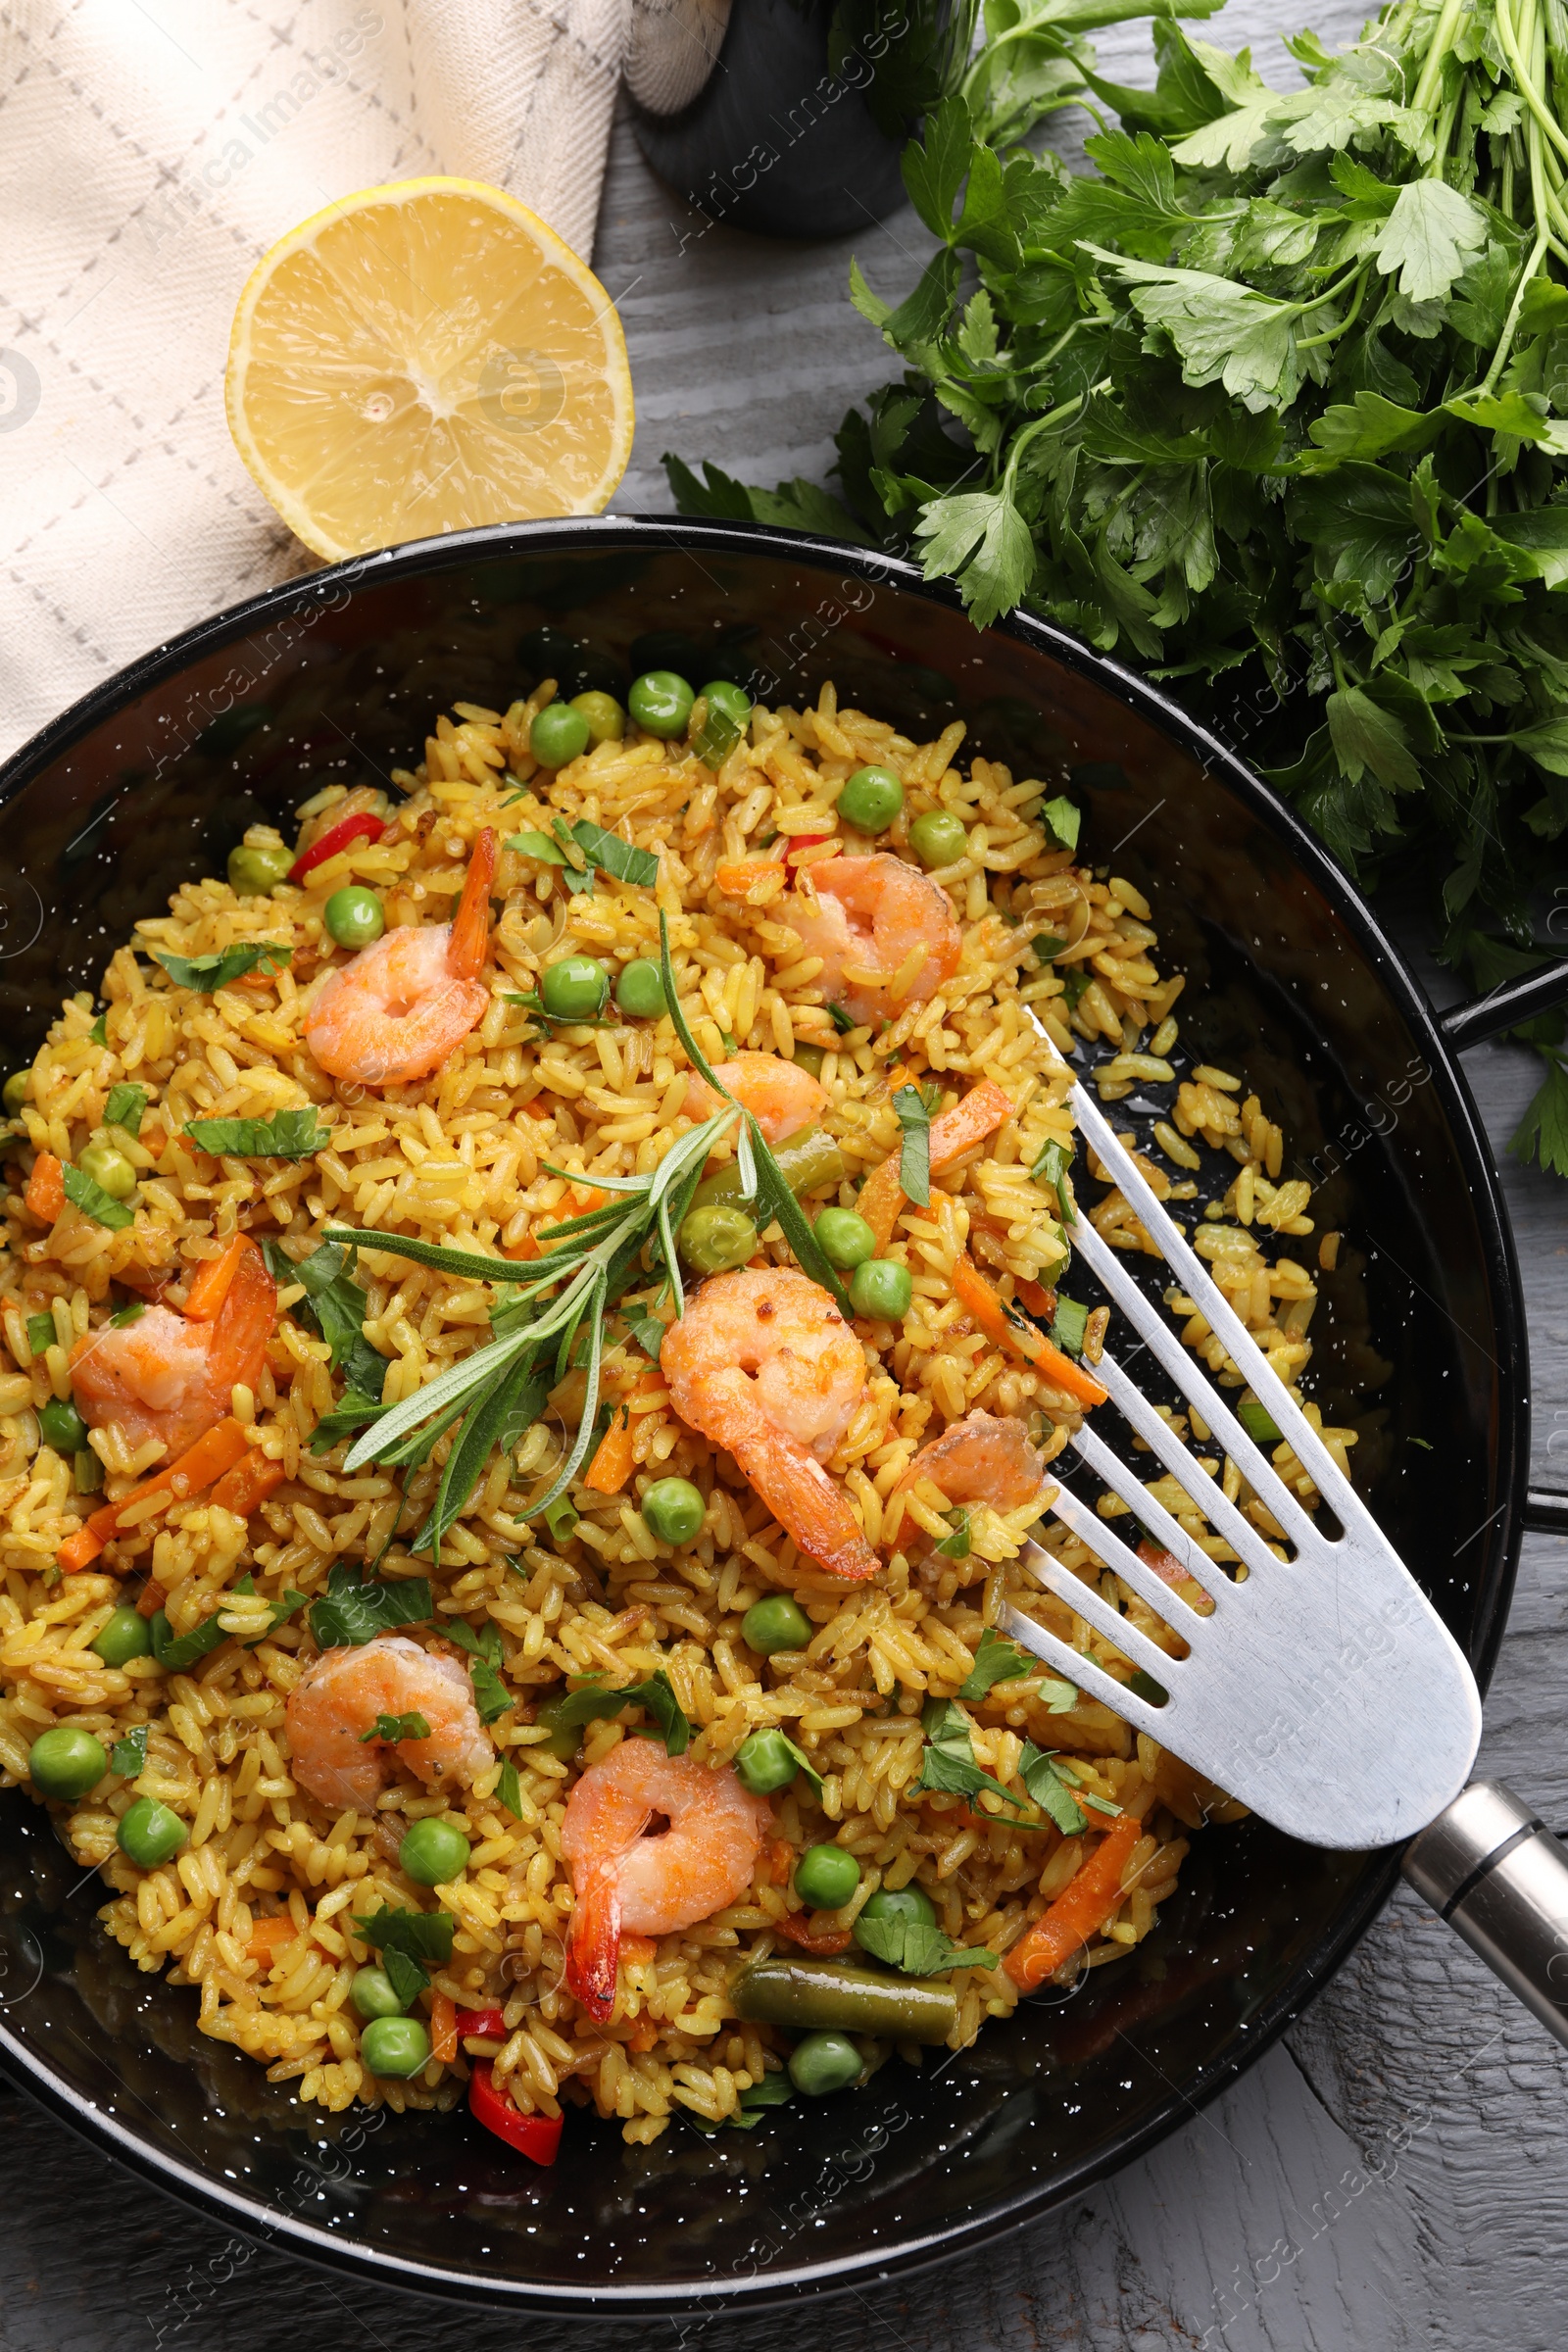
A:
[[0, 676, 1354, 2139]]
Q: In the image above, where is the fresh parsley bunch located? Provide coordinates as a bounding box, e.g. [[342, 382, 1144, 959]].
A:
[[669, 0, 1568, 1171]]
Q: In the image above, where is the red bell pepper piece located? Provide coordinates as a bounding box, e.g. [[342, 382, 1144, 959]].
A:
[[467, 2062, 563, 2165], [288, 809, 386, 883], [784, 833, 834, 867], [456, 2006, 510, 2041]]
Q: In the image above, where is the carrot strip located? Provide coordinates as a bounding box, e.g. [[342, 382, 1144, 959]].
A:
[[58, 1526, 105, 1575], [860, 1079, 1015, 1250], [1136, 1539, 1188, 1591], [1014, 1276, 1056, 1321], [430, 1991, 459, 2065], [85, 1416, 252, 1544], [951, 1253, 1107, 1408], [1004, 1812, 1145, 1990], [182, 1233, 247, 1323], [714, 859, 771, 896], [449, 826, 498, 980], [857, 1159, 907, 1255], [210, 1447, 287, 1518], [583, 1371, 664, 1495], [247, 1916, 299, 1965], [584, 1414, 635, 1495], [136, 1580, 168, 1618], [930, 1078, 1016, 1168], [24, 1153, 65, 1223]]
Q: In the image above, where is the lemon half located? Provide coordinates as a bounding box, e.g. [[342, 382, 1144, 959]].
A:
[[225, 177, 635, 561]]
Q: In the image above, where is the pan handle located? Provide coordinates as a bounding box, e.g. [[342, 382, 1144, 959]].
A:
[[1440, 962, 1568, 1051], [1403, 1782, 1568, 2047]]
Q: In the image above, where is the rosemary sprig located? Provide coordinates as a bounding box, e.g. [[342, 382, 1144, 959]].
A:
[[318, 916, 856, 1551], [324, 1105, 736, 1546]]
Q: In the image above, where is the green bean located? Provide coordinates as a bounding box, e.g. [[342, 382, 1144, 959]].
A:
[[732, 1955, 956, 2043], [690, 1123, 846, 1215]]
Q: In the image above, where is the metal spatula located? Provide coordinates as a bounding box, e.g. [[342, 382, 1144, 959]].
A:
[[1003, 1074, 1568, 2050]]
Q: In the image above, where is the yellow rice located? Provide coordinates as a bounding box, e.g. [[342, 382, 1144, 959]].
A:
[[0, 677, 1356, 2137]]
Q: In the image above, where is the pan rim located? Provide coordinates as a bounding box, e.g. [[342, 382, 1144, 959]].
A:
[[0, 514, 1528, 2312]]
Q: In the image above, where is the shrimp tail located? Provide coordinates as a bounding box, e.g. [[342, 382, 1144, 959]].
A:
[[710, 1372, 879, 1581], [450, 827, 498, 982], [564, 1871, 622, 2024]]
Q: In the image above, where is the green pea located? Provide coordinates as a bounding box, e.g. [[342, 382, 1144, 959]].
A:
[[855, 1884, 936, 1948], [38, 1396, 87, 1453], [849, 1258, 913, 1321], [3, 1072, 29, 1115], [323, 885, 385, 950], [679, 1203, 758, 1275], [692, 681, 754, 768], [398, 1816, 471, 1887], [628, 670, 695, 739], [788, 2030, 862, 2096], [540, 956, 610, 1020], [615, 957, 666, 1019], [740, 1594, 811, 1656], [360, 2015, 431, 2078], [28, 1727, 108, 1800], [227, 841, 293, 897], [117, 1795, 188, 1865], [641, 1478, 706, 1545], [530, 700, 592, 767], [91, 1606, 153, 1667], [735, 1728, 800, 1795], [794, 1844, 861, 1909], [702, 681, 753, 727], [534, 1693, 581, 1761], [76, 1142, 137, 1201], [908, 810, 967, 869], [813, 1207, 876, 1270], [571, 690, 625, 746], [351, 1965, 408, 2021], [836, 765, 904, 835]]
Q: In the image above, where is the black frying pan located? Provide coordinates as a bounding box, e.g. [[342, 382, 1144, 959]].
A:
[[0, 519, 1556, 2315]]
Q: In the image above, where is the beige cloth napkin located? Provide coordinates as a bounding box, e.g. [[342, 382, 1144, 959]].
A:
[[0, 0, 629, 763]]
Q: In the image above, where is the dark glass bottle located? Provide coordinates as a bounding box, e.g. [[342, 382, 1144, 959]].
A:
[[626, 0, 970, 241]]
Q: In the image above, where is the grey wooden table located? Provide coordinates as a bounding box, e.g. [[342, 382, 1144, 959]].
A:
[[8, 7, 1568, 2347]]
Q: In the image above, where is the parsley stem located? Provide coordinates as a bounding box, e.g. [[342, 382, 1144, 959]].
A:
[[1481, 231, 1549, 396], [1496, 0, 1568, 174], [1296, 265, 1369, 352], [1408, 0, 1468, 117], [1292, 263, 1369, 321], [1001, 378, 1110, 497]]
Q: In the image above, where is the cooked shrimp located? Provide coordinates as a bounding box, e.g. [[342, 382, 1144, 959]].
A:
[[305, 826, 497, 1087], [785, 854, 961, 1026], [662, 1266, 877, 1581], [683, 1050, 827, 1142], [562, 1740, 770, 2020], [284, 1634, 493, 1813], [897, 1410, 1052, 1519], [70, 1235, 275, 1459]]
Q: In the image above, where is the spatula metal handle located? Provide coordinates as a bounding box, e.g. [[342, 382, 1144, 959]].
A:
[[1402, 1782, 1568, 2049]]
